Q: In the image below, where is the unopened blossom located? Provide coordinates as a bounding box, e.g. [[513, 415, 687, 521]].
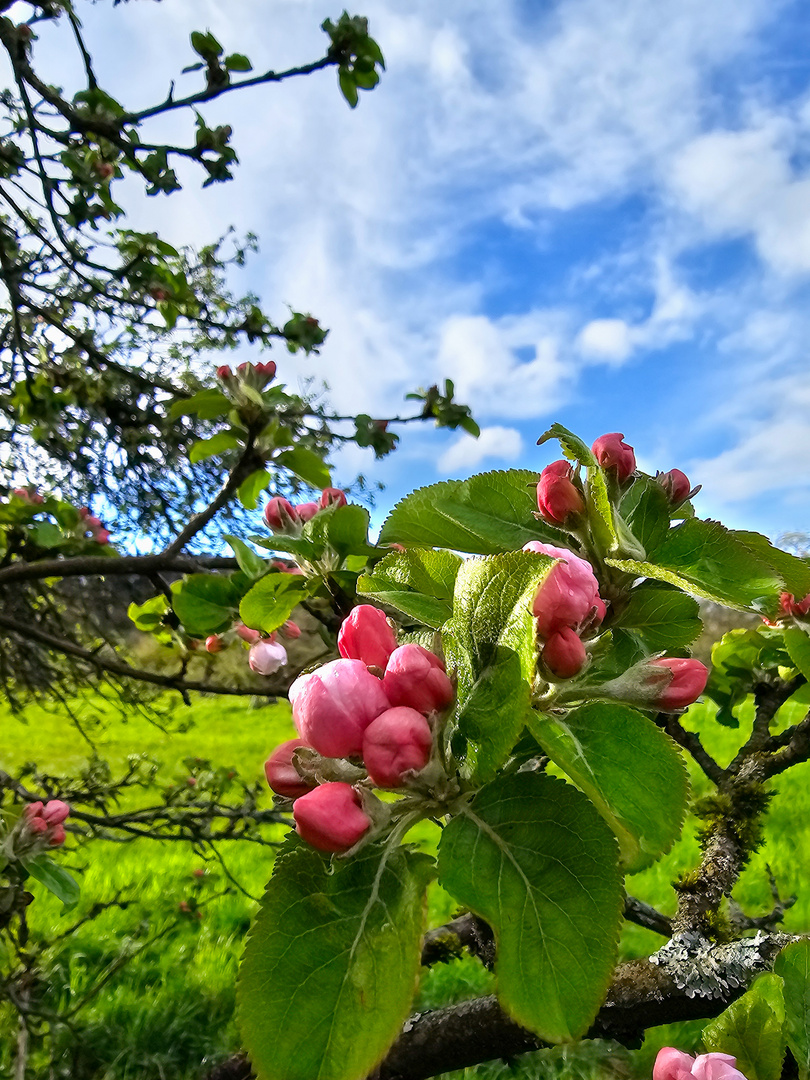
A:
[[524, 541, 603, 639], [263, 497, 297, 532], [543, 627, 587, 679], [657, 469, 691, 504], [536, 460, 585, 525], [319, 487, 347, 509], [293, 782, 371, 852], [363, 707, 433, 788], [653, 1048, 747, 1080], [648, 658, 708, 710], [338, 605, 398, 671], [592, 432, 636, 481], [289, 658, 390, 758], [383, 644, 454, 715], [248, 639, 288, 676], [264, 738, 315, 799]]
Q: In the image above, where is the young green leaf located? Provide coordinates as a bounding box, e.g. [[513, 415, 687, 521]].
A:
[[189, 431, 240, 464], [443, 551, 553, 783], [774, 941, 810, 1080], [168, 387, 230, 421], [437, 772, 622, 1042], [224, 535, 267, 580], [275, 446, 331, 488], [325, 504, 377, 559], [732, 531, 810, 601], [237, 468, 271, 510], [127, 594, 169, 632], [239, 573, 311, 633], [530, 702, 689, 872], [237, 842, 434, 1080], [23, 854, 80, 908], [702, 973, 786, 1080], [610, 581, 702, 651], [171, 575, 242, 636], [620, 477, 672, 553], [783, 627, 810, 681], [358, 549, 463, 628], [537, 422, 598, 467], [379, 470, 564, 554]]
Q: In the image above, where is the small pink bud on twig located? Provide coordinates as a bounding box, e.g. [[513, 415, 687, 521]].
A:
[[264, 738, 316, 799], [592, 432, 636, 481], [536, 460, 585, 525], [383, 644, 454, 716], [293, 782, 371, 853], [338, 605, 398, 670], [362, 707, 433, 788]]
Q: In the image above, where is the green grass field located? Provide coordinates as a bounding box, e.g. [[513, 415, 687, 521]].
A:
[[3, 687, 810, 1080]]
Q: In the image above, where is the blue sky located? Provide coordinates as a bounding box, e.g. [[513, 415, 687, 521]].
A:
[[19, 0, 810, 541]]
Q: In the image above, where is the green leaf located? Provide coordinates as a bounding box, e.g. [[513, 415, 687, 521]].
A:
[[443, 552, 553, 782], [275, 446, 331, 488], [784, 627, 810, 681], [620, 477, 672, 554], [224, 535, 266, 580], [608, 518, 783, 612], [326, 504, 377, 559], [168, 388, 230, 421], [128, 594, 169, 632], [774, 941, 810, 1080], [190, 30, 223, 58], [537, 422, 597, 467], [171, 574, 241, 636], [338, 67, 359, 107], [240, 573, 311, 633], [237, 842, 433, 1080], [437, 772, 622, 1042], [237, 469, 271, 510], [33, 520, 63, 548], [358, 550, 462, 628], [733, 532, 810, 601], [703, 973, 786, 1080], [611, 581, 702, 651], [224, 52, 252, 72], [529, 702, 689, 872], [189, 431, 240, 464], [379, 470, 564, 554], [23, 854, 80, 908]]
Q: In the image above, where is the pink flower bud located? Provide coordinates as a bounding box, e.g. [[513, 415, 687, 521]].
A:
[[289, 658, 390, 757], [648, 658, 708, 710], [653, 1048, 746, 1080], [657, 469, 692, 504], [524, 541, 602, 639], [780, 592, 810, 617], [293, 782, 371, 852], [295, 501, 319, 523], [536, 460, 585, 524], [264, 496, 297, 531], [319, 487, 347, 510], [41, 800, 70, 826], [216, 365, 233, 380], [28, 816, 48, 835], [338, 605, 398, 670], [264, 738, 316, 799], [78, 506, 90, 518], [85, 515, 102, 529], [257, 361, 277, 380], [248, 639, 288, 676], [362, 707, 433, 788], [205, 635, 223, 654], [281, 620, 301, 639], [235, 623, 261, 644], [48, 824, 66, 847], [383, 644, 454, 715], [592, 432, 636, 481], [24, 801, 44, 819], [542, 628, 586, 679], [94, 529, 110, 545], [31, 493, 44, 505], [12, 487, 29, 500]]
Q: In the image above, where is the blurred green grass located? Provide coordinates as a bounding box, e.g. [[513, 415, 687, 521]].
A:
[[2, 688, 809, 1080]]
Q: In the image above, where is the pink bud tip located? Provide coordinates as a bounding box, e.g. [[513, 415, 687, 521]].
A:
[[363, 707, 433, 788], [85, 515, 102, 528], [94, 529, 110, 545], [265, 738, 316, 798], [649, 658, 709, 710], [187, 777, 197, 786], [293, 782, 371, 852], [653, 1048, 746, 1080], [257, 360, 277, 379], [383, 644, 454, 716], [289, 658, 391, 758], [543, 627, 587, 679], [28, 817, 48, 835], [295, 501, 319, 523], [592, 432, 636, 481], [234, 623, 262, 644], [319, 487, 347, 510], [48, 823, 66, 846], [281, 620, 302, 639], [248, 639, 288, 676], [193, 868, 205, 878], [205, 635, 224, 654], [338, 605, 398, 670], [657, 469, 692, 504], [263, 496, 297, 531], [24, 801, 44, 819], [780, 591, 810, 617], [78, 506, 90, 518], [41, 800, 70, 826], [216, 365, 233, 380], [536, 460, 585, 524], [237, 362, 251, 374], [524, 542, 603, 639]]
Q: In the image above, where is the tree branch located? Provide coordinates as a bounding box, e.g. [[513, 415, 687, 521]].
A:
[[0, 553, 238, 585]]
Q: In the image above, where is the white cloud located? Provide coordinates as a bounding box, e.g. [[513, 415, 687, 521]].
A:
[[438, 426, 524, 474], [577, 319, 633, 363]]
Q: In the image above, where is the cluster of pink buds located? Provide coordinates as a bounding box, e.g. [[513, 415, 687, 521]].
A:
[[654, 1048, 747, 1080], [592, 432, 636, 481], [264, 488, 347, 532], [78, 507, 110, 545], [11, 487, 44, 504], [524, 541, 606, 680], [263, 605, 454, 853], [21, 800, 70, 849], [217, 360, 277, 390]]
